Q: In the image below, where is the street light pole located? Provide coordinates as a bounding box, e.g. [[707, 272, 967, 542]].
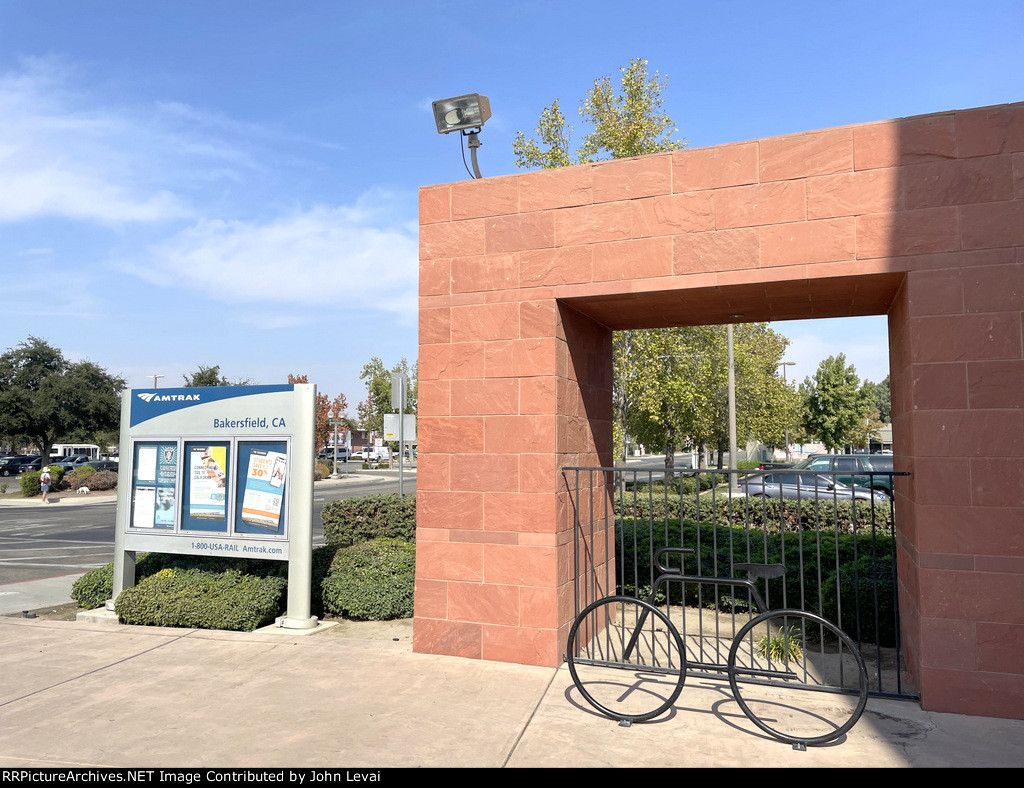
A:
[[327, 410, 341, 479], [727, 324, 738, 488], [778, 361, 796, 461], [149, 374, 163, 388]]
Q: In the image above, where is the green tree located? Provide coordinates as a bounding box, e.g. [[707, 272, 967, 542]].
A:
[[182, 365, 252, 387], [621, 324, 794, 467], [357, 358, 417, 436], [287, 374, 349, 458], [866, 375, 891, 424], [800, 355, 872, 452], [513, 58, 686, 169], [0, 337, 125, 463]]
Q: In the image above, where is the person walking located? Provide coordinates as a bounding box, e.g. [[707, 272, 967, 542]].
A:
[[40, 466, 52, 503]]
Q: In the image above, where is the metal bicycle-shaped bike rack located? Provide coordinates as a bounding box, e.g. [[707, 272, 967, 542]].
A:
[[566, 547, 869, 748]]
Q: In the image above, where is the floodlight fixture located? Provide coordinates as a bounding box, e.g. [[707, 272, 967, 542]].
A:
[[432, 93, 491, 179], [432, 93, 491, 134]]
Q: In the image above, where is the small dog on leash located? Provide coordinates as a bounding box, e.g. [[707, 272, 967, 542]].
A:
[[76, 486, 90, 495]]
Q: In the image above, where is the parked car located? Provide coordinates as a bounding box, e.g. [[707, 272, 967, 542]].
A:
[[741, 472, 890, 503], [318, 447, 351, 462], [352, 449, 369, 461], [790, 454, 895, 498], [86, 460, 120, 473], [10, 456, 42, 474], [0, 456, 25, 476], [52, 455, 94, 471]]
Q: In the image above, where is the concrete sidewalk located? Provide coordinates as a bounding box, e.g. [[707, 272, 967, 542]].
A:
[[1, 616, 1022, 768]]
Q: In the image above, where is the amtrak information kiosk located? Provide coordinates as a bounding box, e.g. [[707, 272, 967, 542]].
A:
[[110, 383, 318, 629]]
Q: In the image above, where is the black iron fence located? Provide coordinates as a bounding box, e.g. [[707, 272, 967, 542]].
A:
[[564, 465, 917, 701]]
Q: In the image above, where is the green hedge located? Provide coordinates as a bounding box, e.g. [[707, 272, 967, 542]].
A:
[[614, 493, 892, 535], [321, 493, 416, 547], [614, 517, 899, 646], [72, 553, 289, 617], [320, 538, 415, 620], [70, 539, 411, 627], [114, 567, 287, 631], [20, 466, 65, 496]]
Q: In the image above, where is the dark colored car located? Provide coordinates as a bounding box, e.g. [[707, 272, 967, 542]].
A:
[[741, 471, 890, 503], [10, 456, 42, 474], [86, 460, 119, 473], [0, 456, 25, 476], [791, 454, 895, 497]]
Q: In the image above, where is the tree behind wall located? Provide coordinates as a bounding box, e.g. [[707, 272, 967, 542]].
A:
[[514, 58, 687, 466], [801, 354, 871, 452], [0, 337, 125, 463], [287, 374, 349, 457], [182, 365, 252, 387], [357, 358, 417, 436], [513, 57, 687, 168]]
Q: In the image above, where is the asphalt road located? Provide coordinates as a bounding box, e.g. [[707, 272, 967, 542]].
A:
[[0, 472, 413, 588]]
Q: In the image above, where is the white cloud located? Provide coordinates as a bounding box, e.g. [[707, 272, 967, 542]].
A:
[[0, 56, 281, 226], [126, 190, 418, 315]]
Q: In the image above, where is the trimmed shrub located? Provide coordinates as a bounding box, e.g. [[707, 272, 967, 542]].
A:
[[86, 470, 118, 491], [320, 538, 415, 620], [613, 516, 898, 642], [821, 554, 898, 647], [321, 493, 416, 547], [314, 462, 331, 481], [20, 466, 65, 497], [65, 465, 97, 490], [115, 567, 287, 631], [71, 562, 116, 609], [614, 493, 892, 535], [72, 553, 289, 614]]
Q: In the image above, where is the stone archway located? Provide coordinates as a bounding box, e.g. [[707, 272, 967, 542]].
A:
[[415, 102, 1024, 719]]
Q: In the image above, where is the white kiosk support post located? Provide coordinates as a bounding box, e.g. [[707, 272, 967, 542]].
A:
[[107, 383, 318, 630], [275, 384, 316, 629], [109, 391, 135, 608]]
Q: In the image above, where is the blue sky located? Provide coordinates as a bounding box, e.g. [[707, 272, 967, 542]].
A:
[[1, 1, 1021, 414]]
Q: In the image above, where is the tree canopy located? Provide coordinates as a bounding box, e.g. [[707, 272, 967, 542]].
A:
[[181, 365, 252, 387], [513, 58, 686, 169], [0, 337, 125, 461], [287, 374, 350, 455], [800, 354, 872, 452], [621, 324, 797, 466], [357, 358, 417, 436]]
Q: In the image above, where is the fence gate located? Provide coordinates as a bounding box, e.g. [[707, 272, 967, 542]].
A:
[[564, 465, 917, 702]]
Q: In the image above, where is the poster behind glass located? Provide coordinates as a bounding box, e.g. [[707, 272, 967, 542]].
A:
[[235, 441, 287, 536], [182, 442, 230, 533], [131, 441, 178, 530]]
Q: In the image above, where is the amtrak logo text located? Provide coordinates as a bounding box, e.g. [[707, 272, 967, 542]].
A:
[[137, 393, 201, 403]]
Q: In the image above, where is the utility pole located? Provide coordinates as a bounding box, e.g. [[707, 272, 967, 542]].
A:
[[727, 323, 738, 489]]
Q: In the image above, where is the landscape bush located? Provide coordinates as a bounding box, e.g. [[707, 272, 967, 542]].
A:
[[321, 493, 416, 547], [313, 462, 331, 481], [72, 545, 374, 624], [114, 567, 287, 631], [20, 466, 65, 496], [72, 553, 288, 613], [64, 465, 97, 490], [85, 470, 118, 491], [614, 516, 897, 644], [614, 493, 892, 535], [71, 492, 420, 629], [320, 538, 415, 620]]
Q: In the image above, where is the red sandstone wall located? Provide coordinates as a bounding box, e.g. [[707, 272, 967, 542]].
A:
[[417, 102, 1023, 717]]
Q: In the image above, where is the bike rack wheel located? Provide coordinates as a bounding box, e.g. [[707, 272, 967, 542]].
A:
[[566, 595, 686, 723], [727, 608, 869, 746]]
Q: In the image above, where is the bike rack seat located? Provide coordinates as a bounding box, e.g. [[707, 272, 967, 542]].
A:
[[733, 562, 785, 580]]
